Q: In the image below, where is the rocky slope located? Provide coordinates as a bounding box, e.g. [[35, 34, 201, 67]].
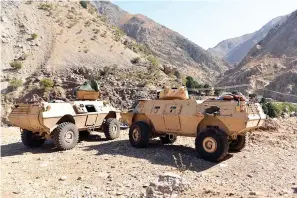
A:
[[208, 33, 252, 59], [92, 1, 230, 83], [0, 1, 181, 124], [209, 15, 288, 65], [217, 10, 297, 102]]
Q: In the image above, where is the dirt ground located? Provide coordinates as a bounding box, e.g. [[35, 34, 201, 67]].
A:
[[1, 118, 297, 198]]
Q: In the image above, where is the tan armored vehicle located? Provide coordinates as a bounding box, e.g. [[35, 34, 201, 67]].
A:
[[121, 87, 266, 162], [8, 80, 122, 150]]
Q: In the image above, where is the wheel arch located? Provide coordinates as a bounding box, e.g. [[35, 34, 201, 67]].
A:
[[104, 111, 117, 120], [197, 117, 231, 135], [57, 114, 75, 125]]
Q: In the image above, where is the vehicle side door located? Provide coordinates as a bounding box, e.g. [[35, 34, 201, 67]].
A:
[[164, 103, 182, 131]]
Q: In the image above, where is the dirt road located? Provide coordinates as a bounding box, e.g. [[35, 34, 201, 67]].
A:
[[1, 118, 297, 197]]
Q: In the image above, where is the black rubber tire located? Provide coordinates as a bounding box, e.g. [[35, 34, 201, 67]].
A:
[[21, 129, 45, 147], [195, 128, 229, 162], [104, 118, 120, 140], [160, 134, 177, 144], [229, 133, 248, 152], [129, 121, 150, 148], [52, 122, 79, 150]]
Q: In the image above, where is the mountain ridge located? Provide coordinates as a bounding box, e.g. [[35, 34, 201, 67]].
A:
[[209, 15, 288, 65], [92, 1, 230, 83]]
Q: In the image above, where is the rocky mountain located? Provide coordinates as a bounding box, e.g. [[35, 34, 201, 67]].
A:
[[208, 15, 288, 65], [92, 1, 230, 83], [0, 1, 181, 124], [207, 33, 253, 59], [217, 10, 297, 102]]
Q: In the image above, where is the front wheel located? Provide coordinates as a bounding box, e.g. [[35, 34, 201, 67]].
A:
[[129, 121, 150, 148], [195, 128, 229, 162], [104, 118, 120, 140], [229, 133, 248, 152], [52, 122, 79, 150], [21, 129, 45, 147]]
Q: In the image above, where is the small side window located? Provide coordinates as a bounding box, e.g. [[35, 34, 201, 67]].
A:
[[85, 105, 96, 112]]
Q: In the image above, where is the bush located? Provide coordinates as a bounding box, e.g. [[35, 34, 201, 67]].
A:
[[266, 102, 280, 118], [31, 33, 38, 40], [185, 76, 203, 89], [9, 78, 22, 90], [10, 61, 22, 69], [79, 1, 88, 9], [261, 100, 297, 118], [214, 89, 222, 96], [38, 3, 53, 11], [147, 55, 159, 67], [131, 57, 140, 64], [40, 78, 54, 89]]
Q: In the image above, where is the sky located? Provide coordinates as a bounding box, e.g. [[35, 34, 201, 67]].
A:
[[112, 0, 297, 49]]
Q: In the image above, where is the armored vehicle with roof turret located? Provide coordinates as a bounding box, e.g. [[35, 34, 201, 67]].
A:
[[121, 87, 266, 162], [8, 80, 123, 150]]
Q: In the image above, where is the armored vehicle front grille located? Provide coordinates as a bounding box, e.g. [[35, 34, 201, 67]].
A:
[[10, 105, 30, 115], [247, 104, 259, 115]]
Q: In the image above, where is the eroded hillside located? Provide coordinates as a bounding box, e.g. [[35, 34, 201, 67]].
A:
[[1, 1, 181, 124], [218, 10, 297, 102], [92, 1, 230, 83]]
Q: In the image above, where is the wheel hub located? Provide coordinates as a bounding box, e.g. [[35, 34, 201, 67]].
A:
[[112, 125, 118, 134], [64, 131, 74, 143], [132, 128, 140, 141], [202, 137, 217, 153]]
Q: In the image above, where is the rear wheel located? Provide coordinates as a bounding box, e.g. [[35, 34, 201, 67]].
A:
[[129, 121, 150, 148], [160, 134, 177, 144], [195, 128, 229, 162], [52, 122, 79, 150], [104, 118, 120, 140], [21, 129, 45, 147], [229, 133, 248, 152]]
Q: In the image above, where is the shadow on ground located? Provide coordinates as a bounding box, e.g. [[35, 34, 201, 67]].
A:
[[1, 141, 56, 157], [1, 133, 106, 158], [84, 139, 232, 172]]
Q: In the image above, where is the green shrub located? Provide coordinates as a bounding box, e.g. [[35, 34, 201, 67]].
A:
[[185, 76, 203, 89], [40, 78, 54, 89], [38, 3, 53, 11], [261, 101, 297, 118], [10, 61, 22, 69], [147, 55, 159, 67], [131, 57, 140, 64], [31, 33, 38, 40], [9, 78, 22, 90], [79, 1, 88, 9], [214, 89, 222, 96], [266, 102, 280, 118]]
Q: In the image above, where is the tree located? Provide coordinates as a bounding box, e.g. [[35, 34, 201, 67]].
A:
[[267, 102, 278, 118], [260, 97, 267, 104], [214, 89, 222, 96], [186, 78, 195, 88]]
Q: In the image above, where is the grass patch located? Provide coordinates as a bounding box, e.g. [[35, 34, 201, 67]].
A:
[[31, 33, 38, 40], [9, 78, 23, 90], [10, 61, 22, 69], [38, 3, 53, 11], [40, 78, 54, 89]]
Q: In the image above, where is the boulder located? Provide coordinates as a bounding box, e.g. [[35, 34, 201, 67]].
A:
[[144, 173, 190, 198]]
